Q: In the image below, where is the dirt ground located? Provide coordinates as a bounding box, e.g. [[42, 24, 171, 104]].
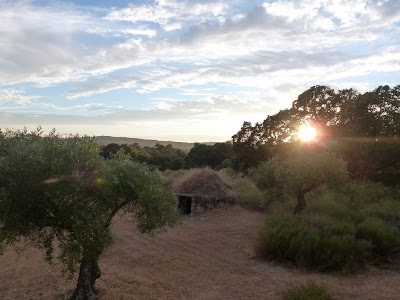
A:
[[1, 206, 399, 299]]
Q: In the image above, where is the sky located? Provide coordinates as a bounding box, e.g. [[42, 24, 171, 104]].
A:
[[1, 0, 399, 142]]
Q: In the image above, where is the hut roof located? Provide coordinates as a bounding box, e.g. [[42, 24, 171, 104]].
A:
[[172, 168, 235, 201]]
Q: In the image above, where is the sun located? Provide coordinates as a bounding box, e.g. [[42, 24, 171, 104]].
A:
[[298, 126, 317, 141]]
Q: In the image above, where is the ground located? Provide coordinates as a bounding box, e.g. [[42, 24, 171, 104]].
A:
[[0, 206, 399, 299]]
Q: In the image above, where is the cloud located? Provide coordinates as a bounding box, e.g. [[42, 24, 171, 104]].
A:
[[0, 89, 40, 105], [85, 26, 158, 38], [68, 0, 400, 94], [0, 1, 92, 85], [2, 0, 398, 90], [104, 0, 230, 31], [1, 0, 400, 142], [67, 44, 400, 100], [1, 94, 273, 126]]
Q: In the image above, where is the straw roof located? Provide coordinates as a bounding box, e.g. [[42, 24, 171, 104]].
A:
[[172, 168, 235, 202]]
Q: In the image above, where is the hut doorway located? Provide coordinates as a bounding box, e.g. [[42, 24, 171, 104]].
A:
[[178, 196, 192, 215]]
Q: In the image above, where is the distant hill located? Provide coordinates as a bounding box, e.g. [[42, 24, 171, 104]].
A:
[[95, 136, 215, 152]]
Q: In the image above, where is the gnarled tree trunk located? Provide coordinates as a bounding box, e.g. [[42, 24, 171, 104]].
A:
[[70, 255, 101, 300], [293, 183, 321, 214], [293, 192, 306, 214]]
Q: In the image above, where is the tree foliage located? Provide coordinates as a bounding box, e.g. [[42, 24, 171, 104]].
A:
[[186, 142, 234, 169], [0, 128, 179, 299], [233, 85, 400, 184], [147, 143, 186, 171], [100, 140, 235, 172], [251, 148, 348, 213], [100, 142, 185, 171]]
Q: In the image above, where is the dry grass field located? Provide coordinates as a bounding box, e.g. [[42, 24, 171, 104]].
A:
[[1, 206, 399, 299]]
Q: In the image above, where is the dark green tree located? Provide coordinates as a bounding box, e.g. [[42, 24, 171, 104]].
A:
[[147, 144, 186, 171], [186, 143, 212, 168], [186, 142, 234, 169], [338, 86, 400, 137], [329, 137, 400, 185], [0, 129, 179, 300], [99, 143, 121, 159], [208, 142, 234, 169], [232, 122, 271, 172]]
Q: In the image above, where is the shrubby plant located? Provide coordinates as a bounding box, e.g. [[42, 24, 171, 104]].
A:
[[255, 181, 400, 271], [231, 178, 265, 210]]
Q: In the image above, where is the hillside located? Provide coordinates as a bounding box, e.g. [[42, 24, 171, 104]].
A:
[[1, 206, 399, 299], [95, 136, 215, 152]]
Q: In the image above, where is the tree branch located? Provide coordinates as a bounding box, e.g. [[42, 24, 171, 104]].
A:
[[105, 196, 139, 227], [301, 182, 321, 195]]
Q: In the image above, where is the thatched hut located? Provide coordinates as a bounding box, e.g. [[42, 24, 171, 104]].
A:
[[172, 168, 235, 215]]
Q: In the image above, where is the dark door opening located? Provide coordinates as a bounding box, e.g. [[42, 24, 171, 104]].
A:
[[178, 196, 192, 215]]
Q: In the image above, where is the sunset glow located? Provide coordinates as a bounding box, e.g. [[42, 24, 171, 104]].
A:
[[298, 126, 317, 141], [1, 1, 399, 142]]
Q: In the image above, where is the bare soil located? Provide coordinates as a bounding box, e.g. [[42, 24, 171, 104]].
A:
[[1, 206, 399, 299]]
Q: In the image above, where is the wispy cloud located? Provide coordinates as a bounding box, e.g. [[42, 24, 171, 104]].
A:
[[104, 0, 230, 31], [0, 89, 40, 105]]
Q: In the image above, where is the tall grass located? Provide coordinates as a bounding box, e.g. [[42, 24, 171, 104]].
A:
[[218, 168, 265, 210], [281, 281, 338, 300]]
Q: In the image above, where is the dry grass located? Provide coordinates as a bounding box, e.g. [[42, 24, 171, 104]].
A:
[[1, 206, 400, 299]]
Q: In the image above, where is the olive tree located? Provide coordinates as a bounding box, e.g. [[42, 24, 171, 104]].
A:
[[252, 149, 348, 214], [0, 128, 179, 300]]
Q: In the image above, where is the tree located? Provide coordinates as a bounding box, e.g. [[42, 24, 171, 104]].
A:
[[291, 85, 339, 124], [185, 142, 234, 170], [338, 86, 400, 137], [252, 148, 348, 214], [232, 122, 272, 172], [147, 144, 186, 171], [329, 137, 400, 185], [232, 85, 400, 183], [186, 143, 212, 168], [0, 128, 179, 300], [208, 142, 234, 169], [99, 143, 121, 159]]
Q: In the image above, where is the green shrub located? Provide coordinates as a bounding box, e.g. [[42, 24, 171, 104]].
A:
[[360, 203, 400, 222], [232, 178, 265, 210], [257, 181, 400, 271], [356, 218, 400, 257], [342, 181, 398, 209], [256, 214, 304, 260], [281, 281, 338, 300], [256, 214, 373, 271]]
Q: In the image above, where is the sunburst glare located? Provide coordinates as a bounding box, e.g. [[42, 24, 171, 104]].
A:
[[298, 126, 316, 141]]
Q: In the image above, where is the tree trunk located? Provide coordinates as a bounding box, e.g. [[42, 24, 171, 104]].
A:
[[70, 255, 101, 300], [293, 192, 306, 214], [293, 183, 321, 214]]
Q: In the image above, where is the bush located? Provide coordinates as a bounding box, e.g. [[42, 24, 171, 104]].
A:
[[356, 218, 400, 258], [232, 178, 264, 210], [256, 177, 400, 272], [281, 281, 338, 300], [217, 168, 265, 210], [256, 214, 378, 271]]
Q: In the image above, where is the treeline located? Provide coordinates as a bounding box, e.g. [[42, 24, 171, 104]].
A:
[[242, 86, 400, 271], [232, 85, 400, 186], [100, 141, 234, 171]]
